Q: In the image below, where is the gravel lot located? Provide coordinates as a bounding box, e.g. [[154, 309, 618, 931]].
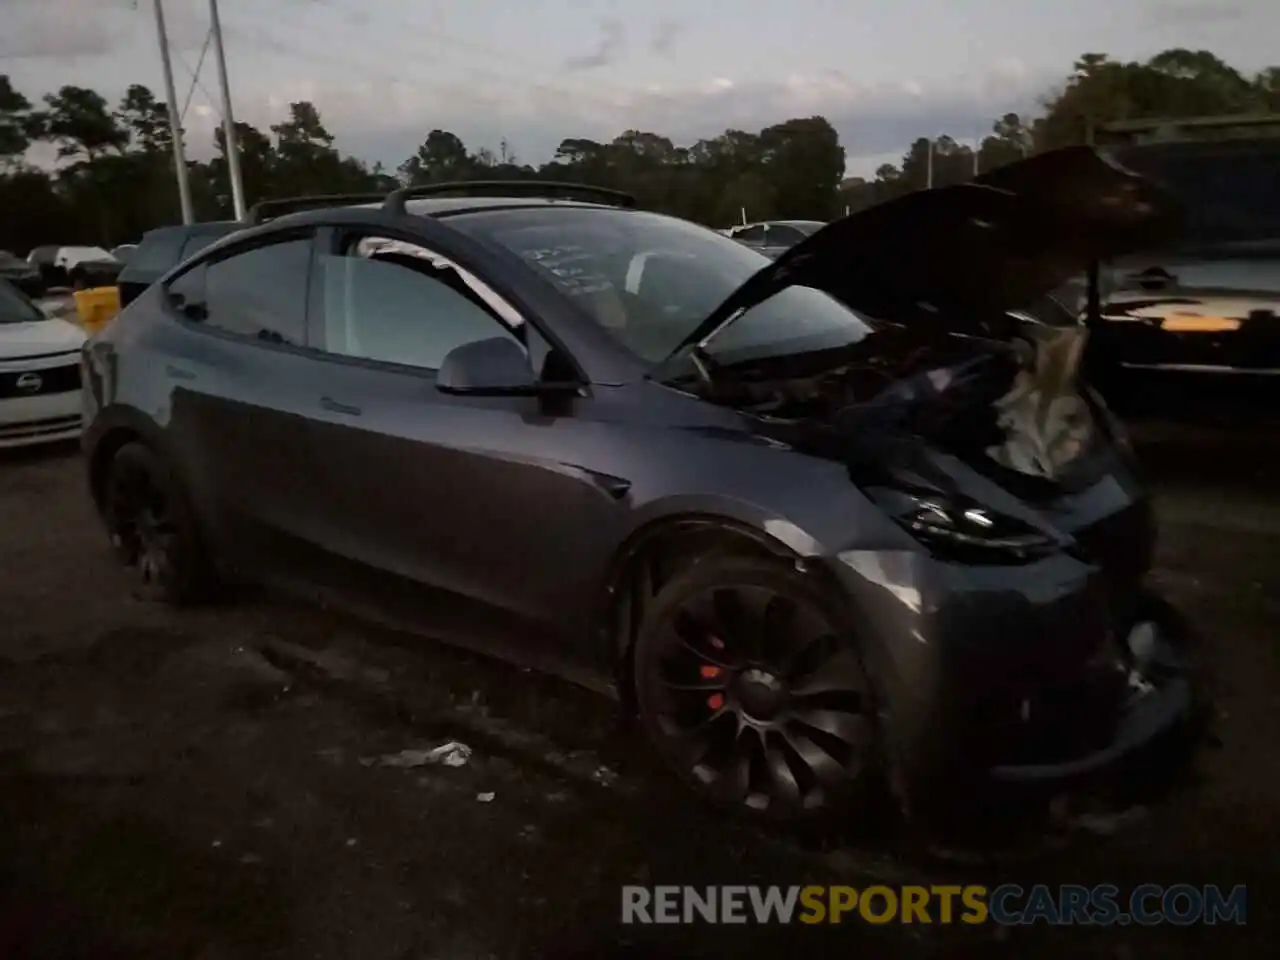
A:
[[0, 427, 1276, 959]]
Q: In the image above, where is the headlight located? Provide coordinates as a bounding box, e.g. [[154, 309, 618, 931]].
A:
[[868, 487, 1059, 564]]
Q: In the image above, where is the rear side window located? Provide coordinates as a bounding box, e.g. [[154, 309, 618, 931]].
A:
[[130, 231, 186, 275], [764, 225, 802, 246], [181, 231, 229, 261], [734, 225, 766, 243], [193, 238, 313, 345]]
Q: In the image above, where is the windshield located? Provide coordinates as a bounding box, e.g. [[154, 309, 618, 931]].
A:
[[452, 207, 872, 365], [0, 280, 46, 324]]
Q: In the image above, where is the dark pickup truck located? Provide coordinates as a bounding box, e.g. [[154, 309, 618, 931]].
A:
[[1088, 124, 1280, 416], [117, 221, 242, 307]]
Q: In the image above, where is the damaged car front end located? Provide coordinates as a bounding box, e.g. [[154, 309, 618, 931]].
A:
[[651, 147, 1199, 817]]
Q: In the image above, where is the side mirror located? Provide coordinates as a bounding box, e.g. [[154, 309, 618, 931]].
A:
[[437, 336, 580, 398]]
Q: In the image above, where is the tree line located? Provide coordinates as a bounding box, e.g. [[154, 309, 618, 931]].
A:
[[1, 47, 1276, 254]]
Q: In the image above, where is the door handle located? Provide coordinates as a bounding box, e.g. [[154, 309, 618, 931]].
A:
[[320, 396, 362, 416]]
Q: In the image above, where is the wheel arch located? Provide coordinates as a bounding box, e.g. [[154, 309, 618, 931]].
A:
[[84, 405, 174, 511], [593, 507, 838, 712]]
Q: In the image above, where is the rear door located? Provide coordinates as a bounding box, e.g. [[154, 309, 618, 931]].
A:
[[157, 232, 331, 572], [297, 227, 630, 665]]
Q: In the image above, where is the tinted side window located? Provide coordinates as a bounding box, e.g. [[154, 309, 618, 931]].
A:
[[316, 241, 522, 371], [130, 232, 185, 275], [735, 225, 766, 243], [181, 230, 230, 261], [203, 239, 312, 345], [767, 225, 804, 245]]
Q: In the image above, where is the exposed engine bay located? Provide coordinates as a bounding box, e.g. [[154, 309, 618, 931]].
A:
[[681, 313, 1097, 485]]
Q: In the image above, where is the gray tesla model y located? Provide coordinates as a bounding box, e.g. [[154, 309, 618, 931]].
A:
[[81, 149, 1196, 827]]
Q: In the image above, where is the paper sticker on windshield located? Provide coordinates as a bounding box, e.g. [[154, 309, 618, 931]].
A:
[[523, 245, 614, 296]]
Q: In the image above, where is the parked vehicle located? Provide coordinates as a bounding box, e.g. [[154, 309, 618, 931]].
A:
[[27, 245, 123, 290], [725, 220, 826, 259], [117, 222, 242, 307], [0, 278, 85, 448], [111, 243, 139, 264], [0, 250, 44, 297], [82, 155, 1194, 826], [1088, 123, 1280, 414]]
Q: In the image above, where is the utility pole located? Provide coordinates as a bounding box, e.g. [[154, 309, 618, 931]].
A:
[[152, 0, 194, 223], [925, 137, 934, 189], [208, 0, 246, 219], [973, 134, 981, 177]]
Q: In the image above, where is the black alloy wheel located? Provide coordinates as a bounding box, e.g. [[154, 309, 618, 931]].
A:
[[635, 556, 880, 822], [100, 443, 210, 603]]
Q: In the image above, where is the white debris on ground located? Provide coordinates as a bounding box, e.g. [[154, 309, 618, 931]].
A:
[[361, 741, 473, 769], [475, 792, 495, 803]]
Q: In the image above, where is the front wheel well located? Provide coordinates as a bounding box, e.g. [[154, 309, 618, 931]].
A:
[[88, 427, 143, 509], [603, 519, 808, 713]]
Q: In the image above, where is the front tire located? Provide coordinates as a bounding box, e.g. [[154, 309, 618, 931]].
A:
[[99, 442, 215, 604], [633, 555, 884, 826]]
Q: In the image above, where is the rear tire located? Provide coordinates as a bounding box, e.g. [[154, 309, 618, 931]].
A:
[[633, 555, 887, 828], [99, 442, 216, 604]]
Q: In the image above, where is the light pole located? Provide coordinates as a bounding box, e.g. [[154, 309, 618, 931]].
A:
[[152, 0, 194, 223], [208, 0, 247, 219]]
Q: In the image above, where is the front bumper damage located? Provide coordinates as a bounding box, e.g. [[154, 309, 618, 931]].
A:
[[987, 614, 1194, 786], [827, 541, 1200, 816]]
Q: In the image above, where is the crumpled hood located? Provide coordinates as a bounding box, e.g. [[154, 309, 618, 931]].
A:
[[667, 146, 1182, 361], [984, 324, 1092, 479]]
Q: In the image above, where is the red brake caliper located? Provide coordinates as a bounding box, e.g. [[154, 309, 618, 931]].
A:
[[704, 636, 726, 710]]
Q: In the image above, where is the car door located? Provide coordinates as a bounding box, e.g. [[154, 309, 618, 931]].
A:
[[156, 232, 330, 574], [299, 228, 632, 665]]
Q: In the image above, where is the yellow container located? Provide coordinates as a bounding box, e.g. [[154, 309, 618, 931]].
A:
[[74, 286, 121, 333]]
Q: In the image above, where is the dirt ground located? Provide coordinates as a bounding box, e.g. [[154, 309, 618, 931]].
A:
[[0, 424, 1277, 959]]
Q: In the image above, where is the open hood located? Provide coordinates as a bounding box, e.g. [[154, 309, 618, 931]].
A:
[[666, 146, 1183, 362]]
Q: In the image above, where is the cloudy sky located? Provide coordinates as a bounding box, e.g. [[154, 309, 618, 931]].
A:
[[3, 0, 1276, 175]]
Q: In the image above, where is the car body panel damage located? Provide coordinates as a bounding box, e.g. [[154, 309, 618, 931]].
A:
[[82, 163, 1200, 828]]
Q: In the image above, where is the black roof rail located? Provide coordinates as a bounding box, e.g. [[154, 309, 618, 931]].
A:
[[383, 180, 636, 215], [245, 193, 386, 225]]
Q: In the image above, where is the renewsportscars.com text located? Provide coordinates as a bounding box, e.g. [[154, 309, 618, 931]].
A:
[[621, 884, 1248, 926]]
